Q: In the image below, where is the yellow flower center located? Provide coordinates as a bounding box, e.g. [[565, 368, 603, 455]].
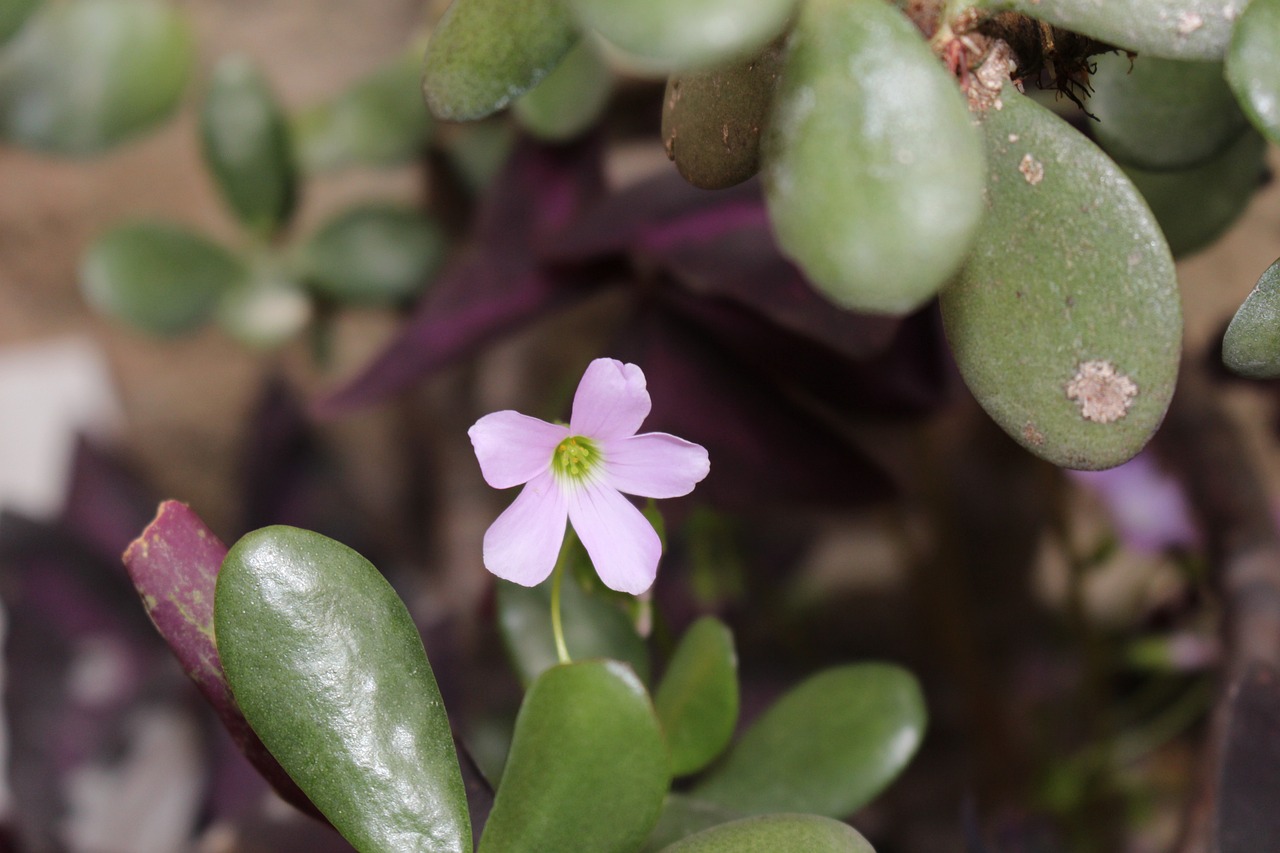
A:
[[552, 436, 600, 482]]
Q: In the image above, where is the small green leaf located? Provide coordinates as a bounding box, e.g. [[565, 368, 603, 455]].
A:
[[301, 204, 447, 305], [0, 0, 39, 44], [969, 0, 1242, 60], [497, 571, 650, 687], [479, 660, 669, 853], [1123, 128, 1267, 258], [1088, 52, 1249, 171], [655, 617, 738, 777], [216, 527, 472, 853], [215, 261, 312, 349], [513, 41, 612, 141], [1223, 257, 1280, 378], [643, 794, 746, 852], [201, 56, 296, 235], [661, 40, 783, 190], [565, 0, 795, 72], [657, 814, 875, 853], [940, 86, 1182, 470], [689, 664, 926, 818], [422, 0, 578, 121], [80, 222, 242, 335], [761, 0, 984, 315], [1226, 0, 1280, 144], [293, 50, 434, 172], [0, 0, 192, 154]]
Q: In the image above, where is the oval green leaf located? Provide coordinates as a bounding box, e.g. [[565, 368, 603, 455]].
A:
[[970, 0, 1243, 60], [689, 663, 925, 818], [566, 0, 795, 72], [655, 617, 738, 777], [1226, 0, 1280, 144], [1089, 52, 1249, 171], [293, 50, 434, 172], [940, 87, 1182, 470], [80, 222, 242, 336], [1223, 257, 1280, 378], [478, 660, 669, 853], [514, 40, 612, 141], [215, 526, 472, 853], [1123, 127, 1267, 258], [643, 794, 746, 852], [658, 814, 875, 853], [497, 573, 650, 687], [0, 0, 39, 44], [0, 0, 192, 155], [422, 0, 578, 121], [761, 0, 984, 315], [301, 204, 448, 305], [662, 41, 782, 190], [215, 262, 312, 349], [201, 56, 296, 236]]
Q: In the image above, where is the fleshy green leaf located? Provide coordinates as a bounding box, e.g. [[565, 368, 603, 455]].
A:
[[513, 40, 612, 141], [644, 794, 747, 852], [300, 204, 448, 305], [969, 0, 1244, 60], [565, 0, 796, 72], [940, 86, 1182, 470], [0, 0, 192, 155], [689, 664, 926, 817], [1123, 128, 1267, 258], [200, 56, 297, 235], [657, 814, 875, 853], [1223, 257, 1280, 378], [0, 0, 39, 44], [661, 40, 783, 190], [761, 0, 984, 315], [216, 526, 472, 853], [293, 50, 434, 172], [422, 0, 578, 121], [80, 221, 242, 336], [654, 617, 738, 777], [1088, 52, 1249, 170], [478, 660, 669, 853], [1226, 0, 1280, 144], [497, 569, 650, 687]]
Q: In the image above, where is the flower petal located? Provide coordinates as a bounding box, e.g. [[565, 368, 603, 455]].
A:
[[602, 433, 710, 498], [570, 358, 651, 440], [567, 482, 661, 595], [483, 470, 568, 586], [469, 411, 569, 489]]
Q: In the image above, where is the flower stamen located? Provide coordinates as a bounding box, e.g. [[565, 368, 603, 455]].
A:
[[551, 436, 601, 483]]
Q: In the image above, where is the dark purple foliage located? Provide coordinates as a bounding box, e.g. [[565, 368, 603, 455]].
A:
[[1215, 662, 1280, 852]]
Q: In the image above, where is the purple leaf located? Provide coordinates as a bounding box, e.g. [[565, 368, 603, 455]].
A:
[[123, 501, 323, 821], [1215, 663, 1280, 852]]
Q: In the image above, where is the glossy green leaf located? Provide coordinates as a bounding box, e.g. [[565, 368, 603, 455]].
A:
[[644, 794, 746, 852], [0, 0, 39, 44], [215, 260, 312, 349], [1226, 0, 1280, 144], [662, 40, 782, 190], [216, 527, 471, 853], [658, 814, 875, 853], [422, 0, 578, 121], [301, 204, 447, 305], [566, 0, 795, 72], [1123, 128, 1267, 258], [80, 222, 242, 335], [655, 617, 738, 777], [514, 40, 612, 141], [479, 660, 669, 853], [1089, 52, 1248, 170], [689, 664, 926, 817], [1223, 257, 1280, 378], [497, 572, 650, 687], [940, 87, 1182, 471], [761, 0, 984, 315], [0, 0, 192, 154], [294, 50, 434, 172], [201, 56, 296, 235], [969, 0, 1243, 60]]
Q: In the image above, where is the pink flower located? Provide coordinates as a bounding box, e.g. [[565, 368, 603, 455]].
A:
[[469, 358, 710, 595]]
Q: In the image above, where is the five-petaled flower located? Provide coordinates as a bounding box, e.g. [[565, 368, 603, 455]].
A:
[[469, 358, 710, 595]]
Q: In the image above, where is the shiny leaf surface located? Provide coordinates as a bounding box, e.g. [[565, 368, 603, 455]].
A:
[[654, 617, 738, 777], [216, 526, 471, 853], [1226, 0, 1280, 144], [657, 814, 875, 853], [1223, 257, 1280, 378]]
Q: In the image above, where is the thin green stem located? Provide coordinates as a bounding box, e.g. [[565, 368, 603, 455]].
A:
[[550, 537, 572, 665]]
